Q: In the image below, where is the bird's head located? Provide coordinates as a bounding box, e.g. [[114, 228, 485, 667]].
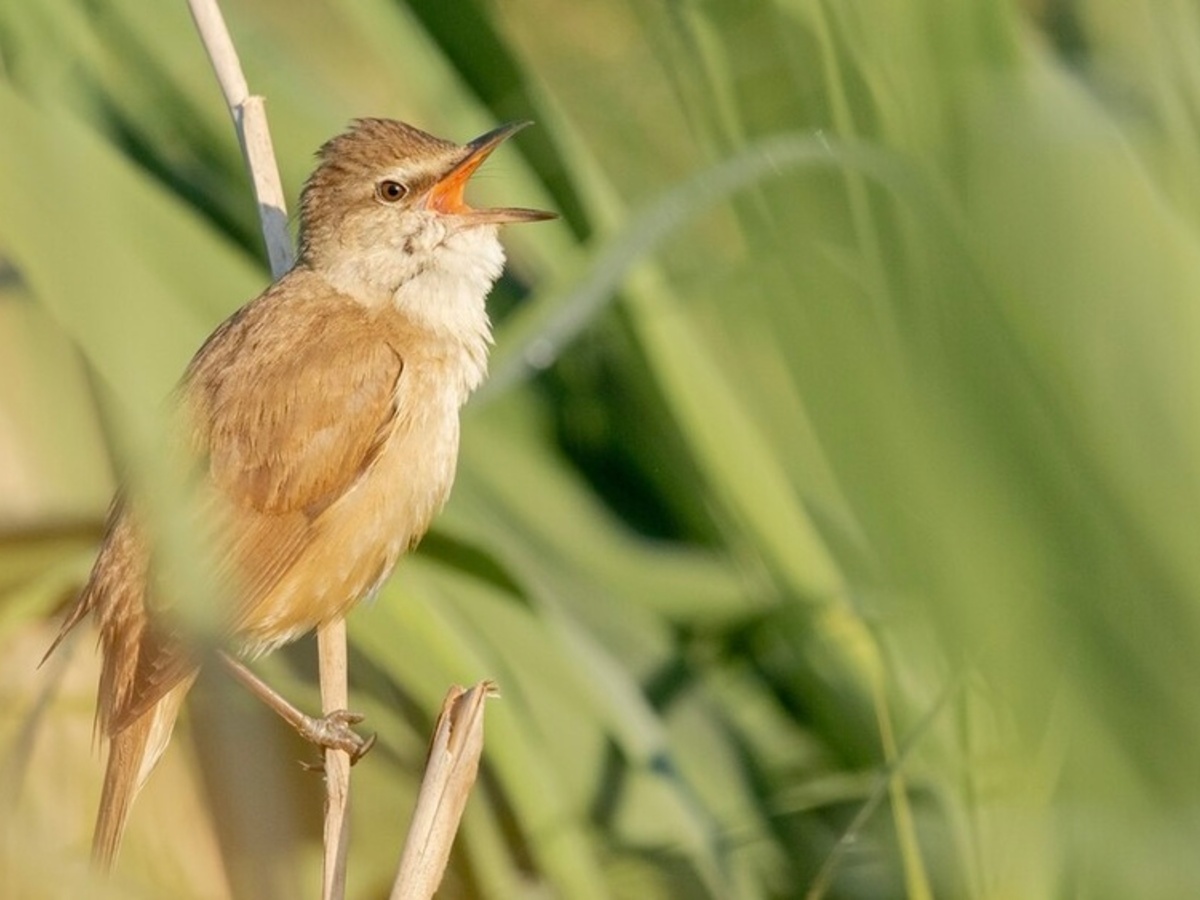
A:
[[297, 118, 554, 307]]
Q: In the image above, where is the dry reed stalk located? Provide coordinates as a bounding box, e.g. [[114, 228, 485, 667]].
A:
[[182, 3, 351, 898]]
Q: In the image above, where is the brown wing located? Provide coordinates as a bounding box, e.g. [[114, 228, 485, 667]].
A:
[[196, 298, 403, 517], [106, 272, 404, 731], [185, 273, 404, 624]]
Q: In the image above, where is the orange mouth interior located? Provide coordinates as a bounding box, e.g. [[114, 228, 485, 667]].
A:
[[426, 150, 491, 215]]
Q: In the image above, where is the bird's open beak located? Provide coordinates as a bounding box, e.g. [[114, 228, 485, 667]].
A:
[[425, 121, 557, 225]]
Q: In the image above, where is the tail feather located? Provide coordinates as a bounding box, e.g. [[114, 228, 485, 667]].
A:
[[92, 713, 151, 869], [92, 678, 193, 870]]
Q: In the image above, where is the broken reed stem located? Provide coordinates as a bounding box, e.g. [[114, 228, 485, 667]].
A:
[[392, 681, 499, 900], [184, 3, 350, 899]]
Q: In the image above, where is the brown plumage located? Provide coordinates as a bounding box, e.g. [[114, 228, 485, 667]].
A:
[[46, 118, 554, 868]]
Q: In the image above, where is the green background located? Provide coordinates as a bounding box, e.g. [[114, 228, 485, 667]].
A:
[[3, 1, 1200, 897]]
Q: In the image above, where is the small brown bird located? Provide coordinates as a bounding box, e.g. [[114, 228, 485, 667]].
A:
[[45, 118, 554, 868]]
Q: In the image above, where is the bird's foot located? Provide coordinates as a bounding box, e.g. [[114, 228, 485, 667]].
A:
[[297, 709, 377, 765]]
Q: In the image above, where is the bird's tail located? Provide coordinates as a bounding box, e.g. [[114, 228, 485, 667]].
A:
[[92, 678, 194, 870]]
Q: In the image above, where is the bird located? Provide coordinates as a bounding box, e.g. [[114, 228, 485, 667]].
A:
[[44, 118, 555, 868]]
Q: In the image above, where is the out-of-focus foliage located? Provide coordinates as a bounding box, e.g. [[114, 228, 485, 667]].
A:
[[3, 0, 1200, 897]]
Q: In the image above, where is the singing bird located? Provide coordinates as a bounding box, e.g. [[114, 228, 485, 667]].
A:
[[46, 118, 555, 867]]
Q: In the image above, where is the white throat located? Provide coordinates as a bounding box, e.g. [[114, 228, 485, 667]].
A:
[[391, 224, 503, 342], [321, 219, 503, 402]]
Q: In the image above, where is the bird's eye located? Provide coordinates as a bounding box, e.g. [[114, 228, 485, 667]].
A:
[[376, 180, 408, 203]]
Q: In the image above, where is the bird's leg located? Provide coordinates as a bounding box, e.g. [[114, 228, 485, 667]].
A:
[[218, 651, 377, 764]]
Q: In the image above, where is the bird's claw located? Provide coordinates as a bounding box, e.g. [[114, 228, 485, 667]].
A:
[[297, 708, 376, 768]]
